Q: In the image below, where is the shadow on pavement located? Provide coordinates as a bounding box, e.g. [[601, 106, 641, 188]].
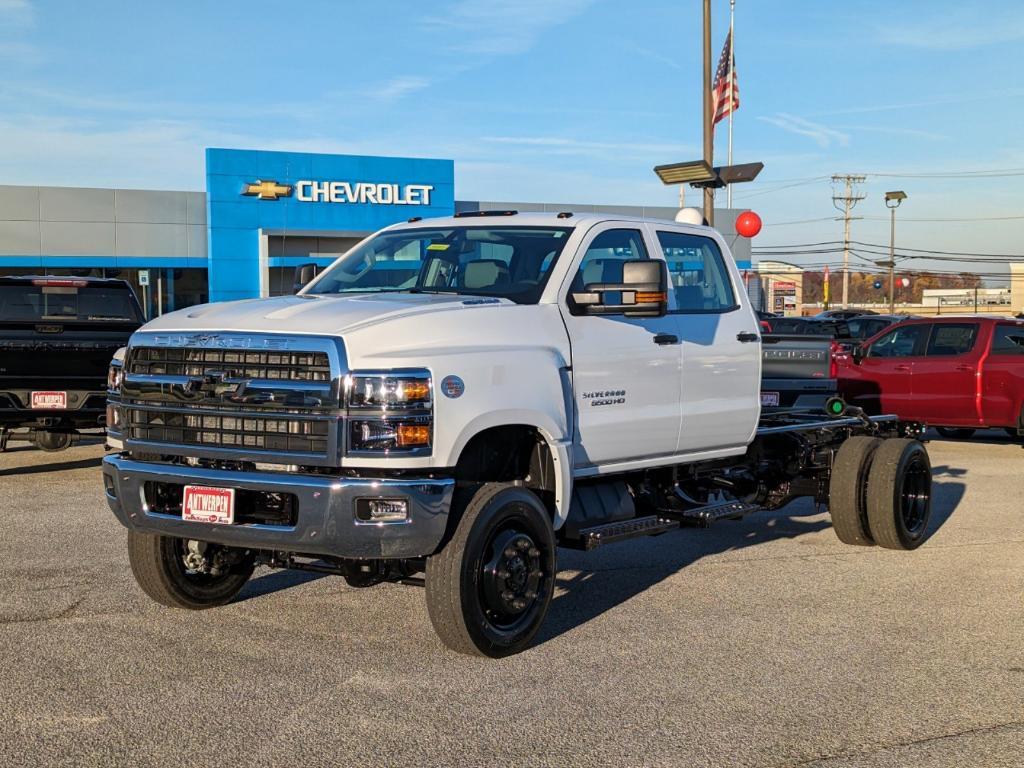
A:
[[0, 456, 104, 477], [238, 568, 326, 602], [537, 477, 965, 647]]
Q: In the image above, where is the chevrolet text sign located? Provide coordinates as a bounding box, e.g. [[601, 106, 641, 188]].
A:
[[294, 180, 433, 206]]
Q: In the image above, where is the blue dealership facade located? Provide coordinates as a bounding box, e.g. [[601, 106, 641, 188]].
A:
[[0, 147, 751, 315]]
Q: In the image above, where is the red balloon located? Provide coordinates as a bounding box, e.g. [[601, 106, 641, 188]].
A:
[[735, 210, 762, 238]]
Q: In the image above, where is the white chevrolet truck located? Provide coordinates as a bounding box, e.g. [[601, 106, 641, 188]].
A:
[[103, 211, 933, 657]]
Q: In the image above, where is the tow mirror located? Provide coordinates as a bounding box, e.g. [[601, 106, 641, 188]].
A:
[[571, 259, 669, 318], [293, 263, 319, 293]]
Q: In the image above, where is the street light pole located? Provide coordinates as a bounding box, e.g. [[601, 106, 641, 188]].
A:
[[884, 190, 907, 314], [702, 0, 714, 226]]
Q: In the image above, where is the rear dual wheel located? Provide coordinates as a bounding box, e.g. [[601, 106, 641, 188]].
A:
[[829, 437, 932, 551]]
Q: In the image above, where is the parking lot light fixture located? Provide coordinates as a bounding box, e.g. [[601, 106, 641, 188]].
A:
[[884, 191, 907, 313], [653, 160, 717, 186]]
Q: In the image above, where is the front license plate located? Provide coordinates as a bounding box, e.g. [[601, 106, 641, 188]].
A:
[[182, 485, 235, 525], [31, 391, 67, 409], [760, 391, 780, 407]]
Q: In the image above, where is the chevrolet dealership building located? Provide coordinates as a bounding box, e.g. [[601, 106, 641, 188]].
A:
[[0, 148, 752, 317]]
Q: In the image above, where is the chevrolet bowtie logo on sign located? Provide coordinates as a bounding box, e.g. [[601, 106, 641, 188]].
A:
[[241, 180, 293, 200]]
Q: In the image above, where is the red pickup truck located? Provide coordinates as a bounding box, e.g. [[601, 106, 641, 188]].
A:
[[837, 316, 1024, 437]]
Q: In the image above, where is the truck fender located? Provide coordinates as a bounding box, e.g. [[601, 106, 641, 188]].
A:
[[449, 411, 573, 529]]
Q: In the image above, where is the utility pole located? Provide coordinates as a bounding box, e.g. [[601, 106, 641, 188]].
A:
[[702, 0, 714, 226], [831, 174, 865, 309]]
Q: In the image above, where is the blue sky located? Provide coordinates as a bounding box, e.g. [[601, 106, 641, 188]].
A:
[[1, 0, 1022, 277]]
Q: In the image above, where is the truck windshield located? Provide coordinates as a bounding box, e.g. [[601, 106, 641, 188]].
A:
[[305, 226, 573, 304], [0, 283, 142, 322]]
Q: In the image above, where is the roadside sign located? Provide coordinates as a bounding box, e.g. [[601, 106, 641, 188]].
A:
[[138, 270, 150, 286]]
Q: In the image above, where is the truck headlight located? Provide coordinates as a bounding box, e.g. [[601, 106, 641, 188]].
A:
[[347, 372, 431, 409], [346, 370, 432, 454], [107, 360, 124, 392]]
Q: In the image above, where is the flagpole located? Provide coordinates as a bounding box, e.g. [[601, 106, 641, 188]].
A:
[[726, 0, 735, 209]]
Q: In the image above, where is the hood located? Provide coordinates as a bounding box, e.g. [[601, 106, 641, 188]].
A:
[[138, 293, 515, 337]]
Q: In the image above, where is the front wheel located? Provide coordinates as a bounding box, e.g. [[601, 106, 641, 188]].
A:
[[127, 531, 255, 609], [425, 484, 556, 657]]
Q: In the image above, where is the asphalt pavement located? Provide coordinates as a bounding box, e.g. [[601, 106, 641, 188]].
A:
[[1, 433, 1022, 767]]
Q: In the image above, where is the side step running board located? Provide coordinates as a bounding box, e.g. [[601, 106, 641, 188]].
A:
[[572, 515, 679, 551], [662, 500, 761, 527]]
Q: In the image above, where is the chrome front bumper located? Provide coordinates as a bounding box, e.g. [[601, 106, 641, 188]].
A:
[[102, 454, 455, 559]]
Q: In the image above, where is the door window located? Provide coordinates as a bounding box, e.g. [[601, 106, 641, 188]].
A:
[[571, 229, 649, 289], [868, 325, 925, 358], [991, 324, 1024, 355], [925, 323, 978, 356], [656, 231, 736, 312]]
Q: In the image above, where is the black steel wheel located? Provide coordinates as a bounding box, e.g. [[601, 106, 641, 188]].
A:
[[425, 484, 555, 657], [127, 531, 255, 609], [866, 439, 933, 551], [936, 427, 976, 440], [828, 435, 882, 546]]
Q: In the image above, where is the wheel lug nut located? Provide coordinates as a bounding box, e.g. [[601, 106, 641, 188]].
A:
[[501, 590, 514, 601], [497, 569, 509, 579], [525, 590, 536, 600], [530, 570, 543, 578], [513, 599, 527, 610], [528, 547, 540, 558], [516, 539, 530, 550], [504, 547, 517, 558]]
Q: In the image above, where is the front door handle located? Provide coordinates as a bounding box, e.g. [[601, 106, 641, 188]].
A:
[[737, 332, 760, 343], [653, 333, 679, 345], [894, 364, 911, 372]]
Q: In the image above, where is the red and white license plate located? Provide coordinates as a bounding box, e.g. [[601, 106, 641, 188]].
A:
[[182, 485, 235, 525], [760, 391, 780, 407], [31, 391, 67, 409]]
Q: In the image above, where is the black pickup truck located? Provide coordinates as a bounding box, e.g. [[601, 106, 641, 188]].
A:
[[0, 276, 142, 451]]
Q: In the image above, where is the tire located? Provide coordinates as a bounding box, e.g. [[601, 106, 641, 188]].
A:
[[936, 427, 976, 440], [828, 436, 882, 546], [127, 531, 255, 609], [1005, 427, 1022, 439], [425, 483, 556, 657], [866, 439, 932, 551]]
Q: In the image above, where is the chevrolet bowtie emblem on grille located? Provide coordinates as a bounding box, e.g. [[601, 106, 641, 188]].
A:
[[187, 370, 240, 397], [242, 179, 293, 200]]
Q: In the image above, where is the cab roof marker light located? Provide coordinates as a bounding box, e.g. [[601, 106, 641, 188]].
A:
[[453, 210, 519, 218]]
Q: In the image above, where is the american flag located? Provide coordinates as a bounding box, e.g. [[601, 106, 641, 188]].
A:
[[712, 31, 739, 126]]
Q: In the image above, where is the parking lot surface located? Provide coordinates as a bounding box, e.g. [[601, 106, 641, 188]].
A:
[[1, 434, 1022, 767]]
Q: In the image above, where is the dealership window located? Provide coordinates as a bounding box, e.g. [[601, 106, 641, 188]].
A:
[[656, 231, 736, 312]]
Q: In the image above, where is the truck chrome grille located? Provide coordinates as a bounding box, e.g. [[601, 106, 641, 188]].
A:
[[120, 334, 346, 466], [127, 347, 331, 382], [127, 409, 330, 454]]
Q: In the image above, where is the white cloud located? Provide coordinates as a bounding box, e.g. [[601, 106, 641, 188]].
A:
[[423, 0, 595, 55], [371, 76, 431, 102], [757, 113, 850, 149], [876, 11, 1024, 50], [482, 135, 697, 161], [0, 0, 33, 25]]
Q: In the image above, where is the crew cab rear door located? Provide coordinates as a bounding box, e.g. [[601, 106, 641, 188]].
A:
[[560, 224, 683, 468], [909, 321, 982, 425], [651, 225, 760, 452]]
